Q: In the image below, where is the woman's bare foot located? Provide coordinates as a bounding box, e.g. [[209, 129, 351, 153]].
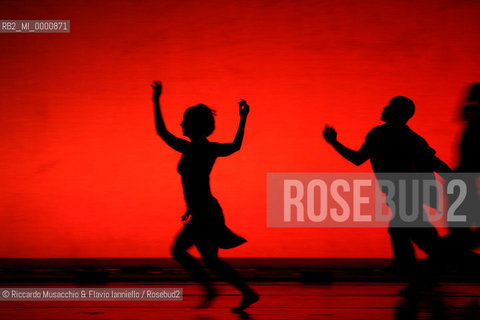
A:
[[197, 288, 217, 309], [232, 291, 259, 313]]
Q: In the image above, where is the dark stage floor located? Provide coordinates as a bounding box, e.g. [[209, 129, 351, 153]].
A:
[[0, 282, 478, 320]]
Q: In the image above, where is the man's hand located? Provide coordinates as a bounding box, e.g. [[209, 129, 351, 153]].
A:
[[152, 81, 162, 102], [239, 99, 250, 118], [323, 125, 337, 144]]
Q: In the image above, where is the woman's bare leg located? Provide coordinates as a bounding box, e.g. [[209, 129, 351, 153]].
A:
[[171, 227, 216, 306], [197, 243, 259, 311]]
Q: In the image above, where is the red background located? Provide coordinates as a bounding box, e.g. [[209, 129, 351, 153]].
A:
[[1, 0, 479, 258]]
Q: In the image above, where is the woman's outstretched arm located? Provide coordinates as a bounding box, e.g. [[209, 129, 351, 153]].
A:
[[152, 81, 189, 152], [213, 99, 250, 157]]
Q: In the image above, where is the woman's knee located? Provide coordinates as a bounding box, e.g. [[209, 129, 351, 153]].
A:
[[171, 243, 187, 261], [202, 254, 221, 269]]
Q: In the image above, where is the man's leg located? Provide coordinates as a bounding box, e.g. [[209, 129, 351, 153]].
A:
[[410, 222, 444, 288], [388, 227, 417, 284]]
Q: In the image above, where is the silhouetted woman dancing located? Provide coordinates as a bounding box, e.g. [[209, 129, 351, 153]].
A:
[[152, 81, 259, 312]]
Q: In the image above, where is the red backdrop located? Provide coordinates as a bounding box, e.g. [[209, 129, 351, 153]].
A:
[[1, 0, 479, 258]]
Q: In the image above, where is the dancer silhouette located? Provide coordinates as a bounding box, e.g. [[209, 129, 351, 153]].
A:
[[445, 83, 480, 275], [152, 81, 259, 312], [323, 96, 451, 295], [458, 83, 480, 175], [456, 83, 480, 241]]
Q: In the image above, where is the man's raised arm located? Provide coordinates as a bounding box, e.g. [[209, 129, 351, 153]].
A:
[[323, 126, 369, 166]]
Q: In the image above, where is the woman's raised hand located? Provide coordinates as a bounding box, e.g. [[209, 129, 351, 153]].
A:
[[152, 81, 162, 101], [239, 99, 250, 118]]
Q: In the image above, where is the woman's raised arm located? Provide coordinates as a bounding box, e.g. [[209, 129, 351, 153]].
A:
[[213, 99, 250, 157], [152, 81, 189, 152]]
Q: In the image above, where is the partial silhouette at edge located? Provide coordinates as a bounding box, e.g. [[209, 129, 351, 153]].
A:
[[444, 82, 480, 279]]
